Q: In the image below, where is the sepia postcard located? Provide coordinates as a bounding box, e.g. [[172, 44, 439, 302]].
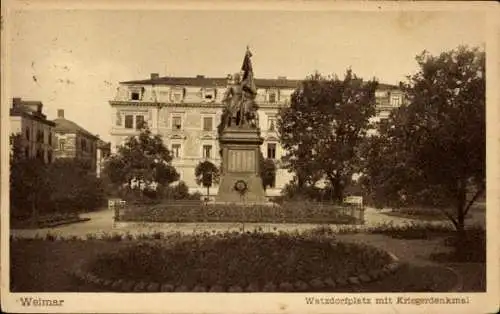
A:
[[1, 0, 499, 313]]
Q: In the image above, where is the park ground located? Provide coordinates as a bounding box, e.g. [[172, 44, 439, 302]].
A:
[[9, 205, 486, 292]]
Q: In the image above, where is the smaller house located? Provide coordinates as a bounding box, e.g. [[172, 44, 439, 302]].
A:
[[9, 98, 55, 163], [52, 109, 99, 173]]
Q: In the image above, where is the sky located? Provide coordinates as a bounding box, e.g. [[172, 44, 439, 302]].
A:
[[9, 9, 486, 142]]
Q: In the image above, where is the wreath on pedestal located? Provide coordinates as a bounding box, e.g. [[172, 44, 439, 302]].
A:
[[234, 180, 248, 196]]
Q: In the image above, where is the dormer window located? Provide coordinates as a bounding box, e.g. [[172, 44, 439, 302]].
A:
[[129, 87, 145, 101], [171, 88, 185, 103], [203, 88, 216, 101]]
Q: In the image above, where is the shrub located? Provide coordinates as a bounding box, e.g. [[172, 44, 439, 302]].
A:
[[163, 181, 190, 200], [120, 202, 358, 224], [367, 221, 454, 239], [47, 159, 105, 214]]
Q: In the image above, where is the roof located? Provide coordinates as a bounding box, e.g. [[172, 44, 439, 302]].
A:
[[10, 101, 56, 126], [121, 76, 399, 90], [53, 118, 99, 139], [97, 139, 111, 149]]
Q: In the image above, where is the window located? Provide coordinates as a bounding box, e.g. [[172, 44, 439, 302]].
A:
[[124, 115, 134, 129], [81, 139, 87, 152], [171, 89, 184, 102], [48, 150, 53, 163], [25, 147, 30, 158], [268, 117, 276, 131], [135, 115, 145, 130], [267, 143, 276, 159], [390, 96, 401, 107], [204, 89, 215, 100], [375, 91, 387, 98], [172, 116, 182, 130], [25, 127, 30, 141], [203, 145, 212, 159], [59, 139, 66, 151], [116, 112, 122, 126], [203, 117, 213, 131], [172, 144, 181, 158], [131, 92, 140, 100], [268, 91, 277, 103], [36, 130, 43, 143], [48, 132, 52, 145]]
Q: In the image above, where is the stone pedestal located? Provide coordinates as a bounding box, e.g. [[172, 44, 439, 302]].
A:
[[216, 126, 268, 204]]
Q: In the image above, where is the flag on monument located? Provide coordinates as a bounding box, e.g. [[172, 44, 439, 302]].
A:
[[241, 47, 257, 95]]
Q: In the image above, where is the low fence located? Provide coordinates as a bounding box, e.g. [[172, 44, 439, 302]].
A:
[[110, 198, 365, 225]]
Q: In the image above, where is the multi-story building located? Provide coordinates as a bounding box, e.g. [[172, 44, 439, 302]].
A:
[[109, 74, 404, 195], [10, 97, 55, 163], [53, 109, 99, 173], [374, 85, 405, 121]]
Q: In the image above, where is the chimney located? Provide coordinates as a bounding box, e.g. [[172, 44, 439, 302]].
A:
[[57, 109, 65, 118], [150, 73, 159, 79], [12, 97, 22, 108]]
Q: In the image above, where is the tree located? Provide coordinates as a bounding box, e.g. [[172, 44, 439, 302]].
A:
[[10, 134, 51, 223], [46, 159, 105, 213], [195, 160, 220, 198], [362, 46, 485, 236], [103, 125, 179, 188], [278, 70, 378, 202]]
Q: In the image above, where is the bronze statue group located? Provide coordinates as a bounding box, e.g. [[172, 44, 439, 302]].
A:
[[222, 48, 259, 129]]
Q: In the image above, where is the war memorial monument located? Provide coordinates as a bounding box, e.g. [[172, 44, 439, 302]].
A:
[[215, 48, 269, 204]]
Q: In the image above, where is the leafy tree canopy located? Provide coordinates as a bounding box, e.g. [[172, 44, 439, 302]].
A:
[[195, 160, 220, 189], [103, 126, 179, 186], [360, 45, 485, 233], [278, 69, 378, 201]]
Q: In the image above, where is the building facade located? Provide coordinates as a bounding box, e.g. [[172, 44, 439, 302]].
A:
[[96, 139, 111, 178], [53, 109, 99, 173], [109, 74, 404, 195], [10, 98, 55, 163]]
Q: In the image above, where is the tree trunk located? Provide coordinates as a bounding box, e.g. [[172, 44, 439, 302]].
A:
[[297, 174, 305, 190], [31, 196, 38, 228], [455, 180, 467, 242], [333, 183, 344, 204], [329, 174, 344, 204]]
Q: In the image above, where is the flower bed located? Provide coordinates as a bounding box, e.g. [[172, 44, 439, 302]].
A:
[[118, 202, 359, 224], [84, 232, 395, 292]]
